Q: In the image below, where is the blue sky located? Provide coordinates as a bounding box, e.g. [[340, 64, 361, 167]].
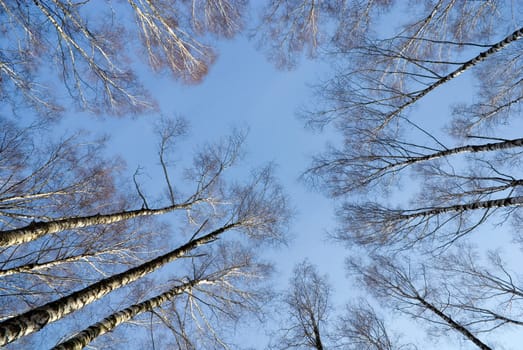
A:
[[55, 33, 350, 344], [23, 3, 523, 348], [54, 28, 523, 350]]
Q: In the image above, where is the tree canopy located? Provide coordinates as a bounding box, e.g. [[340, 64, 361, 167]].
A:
[[1, 1, 522, 349]]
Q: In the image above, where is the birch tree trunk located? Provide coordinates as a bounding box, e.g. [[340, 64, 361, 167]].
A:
[[375, 137, 523, 179], [349, 256, 494, 350], [378, 26, 523, 131], [0, 222, 238, 346], [0, 248, 125, 278], [417, 297, 491, 350], [309, 136, 523, 195], [400, 195, 523, 219], [0, 201, 197, 247], [52, 279, 205, 350]]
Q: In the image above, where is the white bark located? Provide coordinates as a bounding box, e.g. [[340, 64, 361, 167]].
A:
[[379, 26, 523, 129], [52, 279, 206, 350], [0, 202, 196, 247], [0, 222, 237, 346]]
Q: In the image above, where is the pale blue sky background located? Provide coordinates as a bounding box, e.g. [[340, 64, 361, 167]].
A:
[[58, 33, 346, 277], [55, 34, 351, 347], [50, 8, 523, 348]]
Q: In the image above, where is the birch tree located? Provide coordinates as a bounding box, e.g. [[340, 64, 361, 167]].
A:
[[0, 0, 247, 116], [52, 241, 272, 349], [344, 244, 523, 349], [271, 262, 420, 350], [0, 115, 290, 347], [300, 2, 523, 250], [334, 300, 417, 350], [304, 1, 519, 129], [306, 122, 523, 195], [254, 0, 324, 69], [347, 255, 494, 350], [300, 1, 521, 188], [336, 195, 523, 252], [0, 117, 240, 248], [261, 1, 523, 347], [0, 163, 287, 346], [431, 245, 523, 334], [254, 0, 394, 68], [270, 260, 331, 350]]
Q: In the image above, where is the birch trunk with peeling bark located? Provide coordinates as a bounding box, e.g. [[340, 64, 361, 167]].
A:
[[52, 279, 205, 350], [0, 201, 197, 247], [0, 222, 238, 346], [400, 195, 523, 219], [379, 26, 523, 130]]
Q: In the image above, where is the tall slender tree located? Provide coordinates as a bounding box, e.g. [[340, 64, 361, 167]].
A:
[[270, 260, 331, 350], [0, 0, 247, 116], [52, 240, 272, 349], [297, 1, 523, 347], [347, 255, 494, 350], [0, 116, 290, 347]]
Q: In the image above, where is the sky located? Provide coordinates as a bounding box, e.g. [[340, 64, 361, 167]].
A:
[[10, 2, 523, 348], [56, 32, 523, 348], [58, 32, 346, 276], [55, 32, 351, 347]]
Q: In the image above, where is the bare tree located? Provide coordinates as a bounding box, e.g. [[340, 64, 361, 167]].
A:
[[0, 161, 289, 346], [254, 0, 323, 69], [431, 245, 523, 334], [343, 244, 523, 348], [0, 0, 247, 116], [52, 240, 271, 350], [270, 261, 423, 350], [347, 255, 493, 350], [335, 195, 523, 252], [0, 118, 240, 247], [304, 2, 520, 130], [270, 260, 331, 350], [0, 220, 226, 345], [254, 0, 395, 69], [141, 241, 274, 349], [334, 299, 417, 350], [300, 2, 523, 212], [329, 139, 523, 252], [286, 2, 523, 349], [305, 119, 523, 197], [299, 2, 523, 255], [184, 0, 248, 38], [0, 115, 290, 347]]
